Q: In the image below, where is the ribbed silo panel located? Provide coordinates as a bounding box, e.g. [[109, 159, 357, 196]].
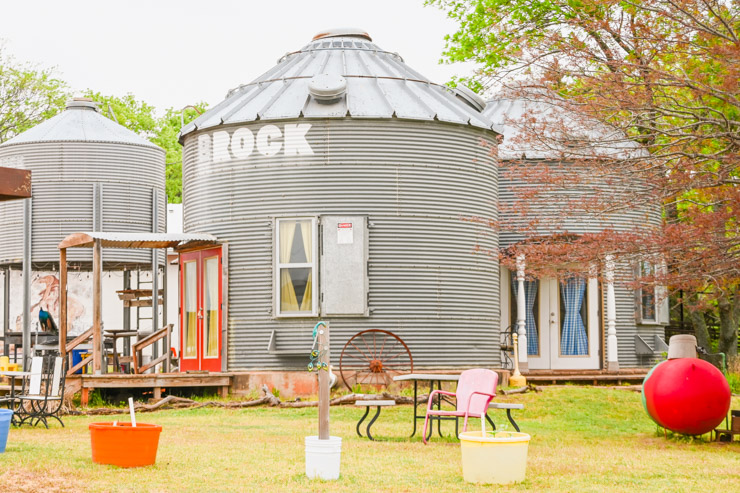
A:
[[0, 141, 165, 266], [183, 119, 499, 370]]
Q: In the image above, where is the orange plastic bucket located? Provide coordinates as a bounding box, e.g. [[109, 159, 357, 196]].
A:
[[89, 422, 162, 467]]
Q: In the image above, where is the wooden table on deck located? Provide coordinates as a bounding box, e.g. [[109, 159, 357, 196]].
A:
[[103, 330, 138, 373]]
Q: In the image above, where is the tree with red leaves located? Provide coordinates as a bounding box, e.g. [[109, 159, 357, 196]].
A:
[[430, 0, 740, 356]]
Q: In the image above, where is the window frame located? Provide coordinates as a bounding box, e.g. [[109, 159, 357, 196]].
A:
[[274, 216, 319, 318], [637, 260, 661, 325]]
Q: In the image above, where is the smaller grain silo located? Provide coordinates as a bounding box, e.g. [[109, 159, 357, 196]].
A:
[[0, 98, 166, 364], [484, 96, 668, 373]]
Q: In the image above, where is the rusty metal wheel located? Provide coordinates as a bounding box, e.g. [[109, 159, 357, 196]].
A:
[[339, 329, 413, 391]]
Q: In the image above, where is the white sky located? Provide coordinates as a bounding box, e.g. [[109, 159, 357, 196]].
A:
[[0, 0, 476, 114]]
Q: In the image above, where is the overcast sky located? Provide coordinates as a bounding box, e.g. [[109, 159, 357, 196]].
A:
[[0, 0, 477, 114]]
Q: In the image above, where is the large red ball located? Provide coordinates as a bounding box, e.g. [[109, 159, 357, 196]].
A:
[[642, 358, 731, 435]]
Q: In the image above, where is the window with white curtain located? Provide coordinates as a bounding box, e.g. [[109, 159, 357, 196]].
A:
[[275, 218, 317, 317]]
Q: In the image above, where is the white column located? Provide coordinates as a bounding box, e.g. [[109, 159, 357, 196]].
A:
[[516, 254, 528, 372], [605, 255, 619, 372]]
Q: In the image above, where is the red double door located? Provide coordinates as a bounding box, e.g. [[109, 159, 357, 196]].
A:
[[180, 247, 222, 372]]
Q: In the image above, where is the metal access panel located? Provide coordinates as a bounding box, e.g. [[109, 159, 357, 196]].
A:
[[320, 216, 368, 316]]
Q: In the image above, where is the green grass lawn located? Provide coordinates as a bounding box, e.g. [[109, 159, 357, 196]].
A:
[[1, 387, 738, 492]]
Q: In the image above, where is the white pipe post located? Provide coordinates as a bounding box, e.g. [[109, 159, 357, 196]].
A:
[[516, 254, 528, 372], [605, 255, 619, 372], [318, 322, 330, 440]]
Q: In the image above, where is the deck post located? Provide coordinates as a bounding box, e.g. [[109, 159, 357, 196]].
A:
[[516, 254, 528, 372], [59, 248, 67, 358], [22, 197, 32, 370], [93, 238, 102, 375], [605, 255, 619, 372]]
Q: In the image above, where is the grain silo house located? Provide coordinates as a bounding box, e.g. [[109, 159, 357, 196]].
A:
[[179, 29, 502, 383], [484, 96, 669, 374]]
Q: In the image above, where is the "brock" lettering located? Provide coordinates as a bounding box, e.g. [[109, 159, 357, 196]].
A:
[[197, 124, 313, 164]]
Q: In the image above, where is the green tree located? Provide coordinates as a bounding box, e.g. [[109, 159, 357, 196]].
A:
[[83, 91, 206, 204], [153, 105, 206, 204], [0, 46, 68, 143]]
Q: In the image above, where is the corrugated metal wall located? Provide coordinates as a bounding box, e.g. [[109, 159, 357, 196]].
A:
[[183, 119, 499, 370], [610, 261, 665, 368], [0, 142, 165, 266], [499, 161, 665, 368]]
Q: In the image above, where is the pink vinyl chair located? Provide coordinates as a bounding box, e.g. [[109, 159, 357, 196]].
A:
[[422, 368, 498, 444]]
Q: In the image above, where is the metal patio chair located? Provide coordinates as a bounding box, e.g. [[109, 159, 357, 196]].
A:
[[17, 355, 67, 428], [422, 368, 499, 444]]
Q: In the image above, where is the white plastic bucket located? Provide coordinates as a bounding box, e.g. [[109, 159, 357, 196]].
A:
[[459, 431, 530, 484], [667, 334, 697, 359], [305, 436, 342, 480]]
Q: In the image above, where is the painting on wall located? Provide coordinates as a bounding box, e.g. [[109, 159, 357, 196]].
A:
[[9, 271, 92, 336]]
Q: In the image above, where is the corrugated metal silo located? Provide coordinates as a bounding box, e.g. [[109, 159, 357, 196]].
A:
[[0, 98, 166, 266], [180, 29, 502, 370], [0, 98, 166, 348]]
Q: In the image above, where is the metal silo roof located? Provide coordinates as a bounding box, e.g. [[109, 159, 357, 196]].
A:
[[484, 96, 646, 160], [0, 99, 162, 150], [180, 30, 501, 141]]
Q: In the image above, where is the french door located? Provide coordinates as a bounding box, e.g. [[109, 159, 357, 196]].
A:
[[527, 277, 601, 370], [180, 247, 223, 372]]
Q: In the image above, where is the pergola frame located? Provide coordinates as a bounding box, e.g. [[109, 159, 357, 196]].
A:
[[57, 232, 218, 375]]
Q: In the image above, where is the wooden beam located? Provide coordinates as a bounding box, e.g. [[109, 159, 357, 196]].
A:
[[0, 167, 31, 201], [93, 238, 102, 375], [68, 354, 93, 376], [59, 248, 67, 358], [77, 374, 232, 388], [65, 326, 94, 353]]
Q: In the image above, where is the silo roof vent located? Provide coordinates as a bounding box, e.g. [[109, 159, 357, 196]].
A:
[[453, 86, 486, 113], [308, 74, 347, 104], [66, 97, 100, 111], [313, 28, 371, 41]]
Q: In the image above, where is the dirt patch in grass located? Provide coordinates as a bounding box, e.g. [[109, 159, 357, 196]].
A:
[[0, 469, 83, 493]]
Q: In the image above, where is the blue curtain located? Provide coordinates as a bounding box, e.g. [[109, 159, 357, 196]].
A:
[[560, 277, 588, 355], [511, 274, 539, 355]]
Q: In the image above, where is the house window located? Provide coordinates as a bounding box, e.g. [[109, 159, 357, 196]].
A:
[[275, 218, 317, 317], [639, 261, 657, 322]]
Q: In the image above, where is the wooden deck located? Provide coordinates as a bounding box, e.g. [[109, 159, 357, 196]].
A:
[[524, 369, 648, 385], [67, 372, 234, 405]]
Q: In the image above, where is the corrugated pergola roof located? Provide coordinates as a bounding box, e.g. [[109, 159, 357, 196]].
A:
[[58, 232, 218, 250]]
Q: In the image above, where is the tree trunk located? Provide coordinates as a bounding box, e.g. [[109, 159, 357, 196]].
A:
[[717, 289, 740, 358], [689, 305, 711, 351]]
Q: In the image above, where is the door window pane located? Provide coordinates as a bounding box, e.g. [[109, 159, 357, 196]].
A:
[[204, 257, 219, 358], [559, 277, 589, 355], [511, 274, 540, 355], [184, 260, 197, 358]]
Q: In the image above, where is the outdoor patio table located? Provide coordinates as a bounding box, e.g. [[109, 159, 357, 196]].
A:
[[0, 370, 32, 426], [393, 373, 461, 438]]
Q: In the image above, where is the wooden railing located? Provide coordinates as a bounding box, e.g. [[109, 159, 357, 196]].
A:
[[65, 327, 94, 376], [132, 324, 173, 374]]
